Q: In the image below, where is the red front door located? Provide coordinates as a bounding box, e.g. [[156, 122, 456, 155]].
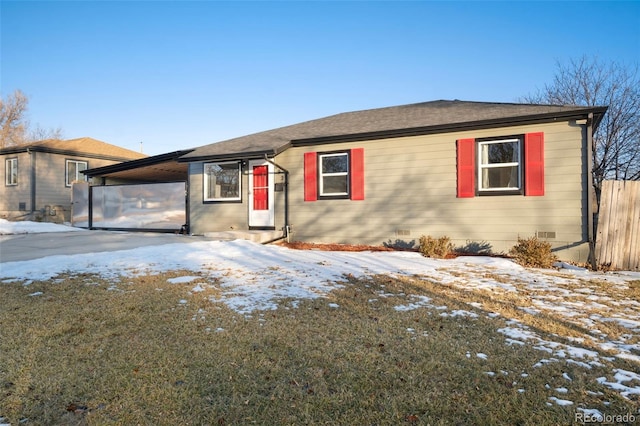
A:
[[253, 165, 268, 211], [249, 160, 274, 228]]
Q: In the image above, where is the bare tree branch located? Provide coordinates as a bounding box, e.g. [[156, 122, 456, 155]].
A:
[[521, 56, 640, 204], [0, 90, 65, 148], [0, 90, 29, 148]]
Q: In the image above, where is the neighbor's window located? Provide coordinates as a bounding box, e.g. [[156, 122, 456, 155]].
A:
[[477, 137, 522, 193], [5, 158, 18, 186], [204, 161, 241, 202], [319, 152, 349, 198], [66, 160, 88, 186]]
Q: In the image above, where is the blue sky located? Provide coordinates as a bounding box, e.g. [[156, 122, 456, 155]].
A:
[[2, 1, 639, 155]]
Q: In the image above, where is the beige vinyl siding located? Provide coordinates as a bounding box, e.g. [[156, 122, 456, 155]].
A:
[[35, 152, 120, 217], [34, 152, 75, 209], [188, 162, 249, 234], [0, 152, 32, 217], [279, 120, 590, 262]]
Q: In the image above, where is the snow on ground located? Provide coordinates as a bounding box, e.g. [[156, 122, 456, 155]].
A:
[[0, 218, 85, 235], [1, 220, 640, 409]]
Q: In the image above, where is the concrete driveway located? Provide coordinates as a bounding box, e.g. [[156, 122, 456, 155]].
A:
[[0, 230, 206, 263]]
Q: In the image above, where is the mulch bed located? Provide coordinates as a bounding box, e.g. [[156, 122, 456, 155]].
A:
[[280, 241, 405, 252], [279, 241, 514, 260]]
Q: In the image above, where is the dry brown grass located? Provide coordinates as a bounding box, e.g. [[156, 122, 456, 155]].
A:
[[1, 272, 638, 425]]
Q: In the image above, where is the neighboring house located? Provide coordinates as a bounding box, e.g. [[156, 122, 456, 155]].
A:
[[84, 100, 607, 263], [0, 137, 147, 222]]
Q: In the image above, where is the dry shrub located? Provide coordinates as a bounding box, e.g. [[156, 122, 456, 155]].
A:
[[418, 235, 453, 258], [509, 236, 558, 268]]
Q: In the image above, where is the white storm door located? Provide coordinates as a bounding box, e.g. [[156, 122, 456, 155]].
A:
[[248, 160, 275, 228]]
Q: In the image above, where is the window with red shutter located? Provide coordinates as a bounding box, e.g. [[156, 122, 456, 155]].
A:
[[459, 132, 545, 197], [304, 148, 365, 201]]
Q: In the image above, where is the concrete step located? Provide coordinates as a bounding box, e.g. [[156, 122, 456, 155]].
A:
[[203, 230, 284, 244]]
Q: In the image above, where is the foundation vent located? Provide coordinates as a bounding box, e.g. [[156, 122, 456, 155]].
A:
[[396, 229, 411, 236], [536, 231, 556, 239]]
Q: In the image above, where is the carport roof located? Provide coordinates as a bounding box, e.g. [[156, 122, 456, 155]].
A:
[[83, 150, 193, 182], [178, 100, 607, 161]]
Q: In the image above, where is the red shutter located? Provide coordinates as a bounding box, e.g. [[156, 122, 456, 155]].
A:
[[304, 152, 317, 201], [524, 132, 544, 196], [457, 138, 475, 198], [350, 148, 365, 200]]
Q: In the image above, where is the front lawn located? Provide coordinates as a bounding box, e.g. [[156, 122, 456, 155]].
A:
[[1, 271, 638, 425]]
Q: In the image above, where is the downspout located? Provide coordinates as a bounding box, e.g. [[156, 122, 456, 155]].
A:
[[586, 113, 596, 270], [263, 155, 290, 243], [184, 165, 190, 235]]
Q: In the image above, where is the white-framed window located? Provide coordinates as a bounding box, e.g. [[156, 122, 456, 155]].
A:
[[477, 138, 522, 193], [204, 161, 241, 202], [66, 160, 88, 186], [5, 158, 18, 186], [319, 152, 349, 198]]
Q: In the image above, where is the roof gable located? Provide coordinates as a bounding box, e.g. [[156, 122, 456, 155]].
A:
[[180, 100, 606, 161]]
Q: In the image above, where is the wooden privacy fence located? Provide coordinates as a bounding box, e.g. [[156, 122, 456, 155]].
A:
[[595, 180, 640, 271]]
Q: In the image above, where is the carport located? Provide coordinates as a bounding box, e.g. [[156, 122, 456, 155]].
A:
[[74, 150, 193, 233]]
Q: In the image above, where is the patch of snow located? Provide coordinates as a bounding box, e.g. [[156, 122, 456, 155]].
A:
[[167, 276, 200, 284], [554, 262, 588, 272], [595, 369, 640, 400], [576, 408, 604, 421], [394, 295, 433, 311], [0, 219, 86, 235], [548, 396, 573, 406], [440, 310, 479, 318]]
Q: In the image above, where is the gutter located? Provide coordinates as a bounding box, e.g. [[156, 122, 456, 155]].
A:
[[177, 144, 293, 163], [263, 155, 291, 243], [290, 108, 609, 147], [0, 145, 144, 162]]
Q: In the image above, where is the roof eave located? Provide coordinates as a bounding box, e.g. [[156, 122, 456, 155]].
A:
[[83, 149, 194, 177], [0, 144, 146, 161], [290, 107, 609, 147], [177, 144, 290, 163]]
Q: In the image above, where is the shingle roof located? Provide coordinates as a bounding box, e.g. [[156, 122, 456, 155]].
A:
[[1, 137, 147, 160], [180, 100, 607, 161]]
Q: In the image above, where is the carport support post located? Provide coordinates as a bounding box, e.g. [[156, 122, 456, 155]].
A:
[[88, 185, 93, 229]]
